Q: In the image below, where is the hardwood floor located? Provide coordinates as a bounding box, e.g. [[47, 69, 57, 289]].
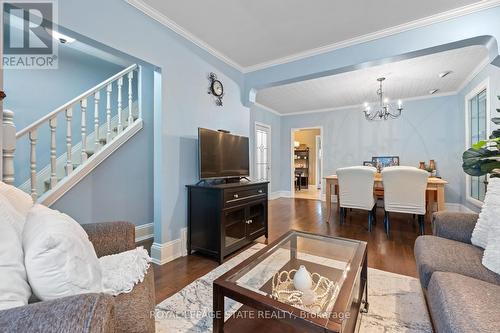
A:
[[153, 198, 427, 304]]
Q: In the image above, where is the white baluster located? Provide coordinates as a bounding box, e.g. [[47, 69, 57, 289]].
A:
[[94, 91, 100, 152], [128, 71, 134, 125], [2, 110, 16, 185], [49, 117, 57, 188], [106, 83, 112, 143], [29, 130, 38, 201], [65, 108, 73, 175], [117, 77, 123, 134], [80, 98, 88, 162]]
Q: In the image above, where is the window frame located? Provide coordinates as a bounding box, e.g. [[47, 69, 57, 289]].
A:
[[464, 78, 490, 208]]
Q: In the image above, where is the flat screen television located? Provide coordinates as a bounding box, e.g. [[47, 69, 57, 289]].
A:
[[198, 128, 249, 180]]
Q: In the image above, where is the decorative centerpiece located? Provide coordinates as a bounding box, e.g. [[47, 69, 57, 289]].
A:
[[271, 265, 339, 317]]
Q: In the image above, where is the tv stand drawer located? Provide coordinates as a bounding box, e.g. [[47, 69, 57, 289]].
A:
[[224, 185, 267, 207]]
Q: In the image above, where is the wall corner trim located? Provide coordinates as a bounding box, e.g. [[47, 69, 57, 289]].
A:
[[150, 227, 188, 265], [135, 223, 154, 242]]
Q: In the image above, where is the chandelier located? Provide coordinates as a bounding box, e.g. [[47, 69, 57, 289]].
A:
[[363, 77, 403, 120]]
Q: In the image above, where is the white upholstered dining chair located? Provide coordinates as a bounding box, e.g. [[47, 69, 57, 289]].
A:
[[336, 166, 377, 231], [381, 166, 428, 236]]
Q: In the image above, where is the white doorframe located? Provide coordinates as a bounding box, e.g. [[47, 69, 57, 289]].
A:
[[254, 121, 272, 187], [290, 126, 324, 198], [315, 135, 321, 189]]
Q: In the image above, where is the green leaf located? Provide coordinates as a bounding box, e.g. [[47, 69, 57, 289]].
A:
[[462, 148, 500, 176], [492, 117, 500, 125], [472, 140, 487, 149]]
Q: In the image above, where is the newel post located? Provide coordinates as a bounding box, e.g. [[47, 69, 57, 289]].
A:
[[2, 109, 16, 185]]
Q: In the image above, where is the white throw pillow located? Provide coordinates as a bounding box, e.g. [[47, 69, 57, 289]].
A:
[[23, 204, 102, 301], [471, 178, 500, 249], [481, 178, 500, 274], [0, 181, 34, 220], [0, 194, 31, 310]]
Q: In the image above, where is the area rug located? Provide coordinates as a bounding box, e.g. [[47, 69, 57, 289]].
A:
[[155, 244, 432, 332]]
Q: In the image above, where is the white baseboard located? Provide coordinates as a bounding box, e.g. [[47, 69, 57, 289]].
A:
[[135, 223, 154, 242], [269, 191, 293, 200], [151, 227, 188, 265]]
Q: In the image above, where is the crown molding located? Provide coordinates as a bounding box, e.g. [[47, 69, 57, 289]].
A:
[[277, 90, 458, 117], [243, 0, 500, 72], [252, 102, 282, 116], [124, 0, 245, 72], [125, 0, 500, 74]]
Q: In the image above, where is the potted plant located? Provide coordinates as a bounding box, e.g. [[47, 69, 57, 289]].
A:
[[462, 96, 500, 179]]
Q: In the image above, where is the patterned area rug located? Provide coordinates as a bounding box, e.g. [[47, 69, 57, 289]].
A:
[[155, 244, 432, 332]]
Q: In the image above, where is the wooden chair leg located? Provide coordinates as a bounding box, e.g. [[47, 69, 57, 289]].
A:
[[418, 215, 425, 235], [384, 211, 390, 236], [339, 207, 344, 225], [368, 211, 373, 232], [372, 205, 377, 225]]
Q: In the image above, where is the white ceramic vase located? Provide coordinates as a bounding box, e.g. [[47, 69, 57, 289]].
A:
[[293, 265, 313, 291]]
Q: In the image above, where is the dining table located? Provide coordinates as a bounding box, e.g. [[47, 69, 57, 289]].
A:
[[324, 173, 448, 222]]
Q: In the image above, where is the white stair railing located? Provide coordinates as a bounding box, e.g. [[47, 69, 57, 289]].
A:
[[2, 109, 16, 185], [6, 64, 139, 201]]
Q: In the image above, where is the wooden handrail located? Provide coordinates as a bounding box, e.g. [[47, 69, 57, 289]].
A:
[[16, 64, 137, 138]]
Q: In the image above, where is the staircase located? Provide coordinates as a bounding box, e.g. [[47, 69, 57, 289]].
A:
[[1, 64, 143, 206]]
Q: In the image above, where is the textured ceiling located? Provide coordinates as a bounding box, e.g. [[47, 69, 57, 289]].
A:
[[139, 0, 485, 68], [256, 45, 489, 114]]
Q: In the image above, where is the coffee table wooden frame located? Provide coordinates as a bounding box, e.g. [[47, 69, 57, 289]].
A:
[[213, 230, 368, 332]]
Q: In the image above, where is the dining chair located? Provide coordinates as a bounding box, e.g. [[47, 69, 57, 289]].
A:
[[336, 166, 377, 231], [381, 166, 428, 236]]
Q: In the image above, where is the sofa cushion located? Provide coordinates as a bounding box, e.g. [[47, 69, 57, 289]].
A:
[[414, 235, 500, 289], [427, 272, 500, 333], [0, 194, 31, 310], [23, 204, 102, 301], [0, 181, 33, 220]]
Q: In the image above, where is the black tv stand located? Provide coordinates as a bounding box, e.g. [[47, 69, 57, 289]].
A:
[[186, 181, 269, 263]]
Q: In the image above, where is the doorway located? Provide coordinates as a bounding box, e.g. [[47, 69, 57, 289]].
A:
[[254, 122, 271, 185], [291, 127, 323, 200]]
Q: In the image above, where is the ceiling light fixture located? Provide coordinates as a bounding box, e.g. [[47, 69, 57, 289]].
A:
[[363, 77, 403, 121], [51, 31, 76, 44], [429, 89, 439, 95], [438, 71, 452, 78]]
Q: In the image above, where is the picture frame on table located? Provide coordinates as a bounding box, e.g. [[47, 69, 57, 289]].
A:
[[372, 156, 400, 171]]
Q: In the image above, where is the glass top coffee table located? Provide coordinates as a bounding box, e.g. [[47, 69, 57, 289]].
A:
[[213, 230, 368, 333]]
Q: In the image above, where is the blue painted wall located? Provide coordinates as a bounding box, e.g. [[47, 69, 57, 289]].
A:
[[277, 95, 463, 204], [51, 65, 155, 226], [58, 0, 249, 242], [249, 105, 281, 193]]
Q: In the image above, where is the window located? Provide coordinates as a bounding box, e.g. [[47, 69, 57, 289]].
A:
[[465, 80, 489, 206]]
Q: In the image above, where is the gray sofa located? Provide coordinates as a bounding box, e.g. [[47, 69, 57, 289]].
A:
[[0, 221, 156, 333], [414, 212, 500, 333]]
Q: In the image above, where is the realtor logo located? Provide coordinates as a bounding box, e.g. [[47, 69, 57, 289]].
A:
[[2, 1, 58, 69]]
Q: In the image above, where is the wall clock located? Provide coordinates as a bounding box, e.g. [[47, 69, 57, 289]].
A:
[[208, 72, 224, 106]]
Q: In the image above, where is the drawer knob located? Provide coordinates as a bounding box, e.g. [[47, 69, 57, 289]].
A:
[[233, 194, 239, 199], [246, 219, 253, 224], [258, 189, 263, 194]]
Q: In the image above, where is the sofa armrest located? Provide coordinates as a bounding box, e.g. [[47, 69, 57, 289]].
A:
[[432, 211, 479, 244], [0, 294, 115, 333], [82, 221, 135, 257]]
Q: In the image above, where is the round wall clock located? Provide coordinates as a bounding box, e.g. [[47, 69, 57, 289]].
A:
[[208, 72, 224, 106]]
